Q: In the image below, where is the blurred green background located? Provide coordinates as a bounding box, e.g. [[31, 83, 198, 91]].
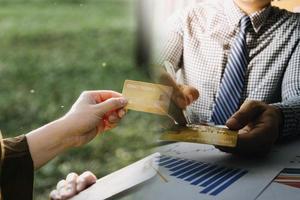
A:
[[0, 0, 161, 199]]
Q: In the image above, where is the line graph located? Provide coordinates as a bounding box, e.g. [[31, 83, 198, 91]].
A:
[[157, 155, 248, 196]]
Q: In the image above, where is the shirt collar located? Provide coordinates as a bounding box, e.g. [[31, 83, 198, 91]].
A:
[[224, 0, 272, 33], [249, 6, 271, 33]]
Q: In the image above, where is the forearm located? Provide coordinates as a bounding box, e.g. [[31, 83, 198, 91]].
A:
[[26, 117, 74, 169], [272, 96, 300, 139]]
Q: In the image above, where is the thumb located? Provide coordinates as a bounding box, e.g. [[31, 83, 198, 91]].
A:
[[180, 85, 200, 104], [226, 101, 265, 130], [94, 97, 127, 116]]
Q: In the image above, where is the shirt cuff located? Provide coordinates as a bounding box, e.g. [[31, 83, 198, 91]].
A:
[[1, 135, 34, 200], [272, 102, 300, 139]]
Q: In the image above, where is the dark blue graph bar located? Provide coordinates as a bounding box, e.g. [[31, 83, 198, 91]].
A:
[[158, 156, 172, 163], [178, 164, 209, 179], [170, 161, 195, 172], [200, 169, 240, 194], [159, 158, 180, 166], [200, 168, 233, 187], [191, 167, 225, 185], [185, 165, 217, 182], [210, 170, 248, 196], [164, 159, 187, 168], [171, 163, 201, 176]]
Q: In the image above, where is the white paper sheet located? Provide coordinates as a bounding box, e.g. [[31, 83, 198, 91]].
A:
[[70, 153, 160, 200]]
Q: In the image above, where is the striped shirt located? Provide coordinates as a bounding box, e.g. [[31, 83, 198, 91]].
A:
[[160, 0, 300, 138]]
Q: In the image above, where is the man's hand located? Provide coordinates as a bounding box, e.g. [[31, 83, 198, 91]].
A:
[[159, 72, 199, 109], [50, 171, 97, 200], [217, 100, 283, 155]]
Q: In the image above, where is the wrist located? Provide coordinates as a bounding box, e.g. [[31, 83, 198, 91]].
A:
[[56, 116, 82, 148], [26, 118, 74, 169], [270, 105, 284, 134]]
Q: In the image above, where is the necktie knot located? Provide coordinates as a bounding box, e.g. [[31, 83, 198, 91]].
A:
[[240, 16, 251, 33]]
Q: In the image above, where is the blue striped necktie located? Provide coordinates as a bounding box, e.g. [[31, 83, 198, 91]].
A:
[[211, 16, 251, 125]]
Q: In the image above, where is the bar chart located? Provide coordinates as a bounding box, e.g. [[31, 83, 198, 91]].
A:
[[157, 155, 248, 196]]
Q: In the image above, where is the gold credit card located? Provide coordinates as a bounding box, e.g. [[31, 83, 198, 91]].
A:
[[122, 80, 173, 115], [160, 124, 238, 147]]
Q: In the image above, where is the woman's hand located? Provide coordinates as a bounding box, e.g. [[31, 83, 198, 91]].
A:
[[50, 171, 97, 200], [26, 90, 128, 169], [62, 90, 128, 147]]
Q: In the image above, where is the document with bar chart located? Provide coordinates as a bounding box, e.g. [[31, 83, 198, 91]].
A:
[[133, 142, 300, 200], [69, 140, 300, 200]]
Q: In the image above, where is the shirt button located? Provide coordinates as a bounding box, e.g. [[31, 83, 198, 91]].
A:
[[224, 43, 230, 50]]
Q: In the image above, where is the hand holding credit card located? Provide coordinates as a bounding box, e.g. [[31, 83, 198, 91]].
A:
[[122, 80, 188, 125], [122, 80, 238, 147], [160, 124, 238, 147]]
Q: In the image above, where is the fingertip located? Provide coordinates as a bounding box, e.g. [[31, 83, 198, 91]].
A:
[[57, 180, 67, 190], [226, 117, 240, 130], [118, 109, 126, 118], [76, 171, 97, 192], [119, 97, 128, 107], [82, 171, 97, 180], [95, 97, 128, 115], [49, 190, 59, 200], [108, 114, 119, 123], [88, 175, 97, 184], [76, 177, 85, 191], [66, 172, 78, 183]]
